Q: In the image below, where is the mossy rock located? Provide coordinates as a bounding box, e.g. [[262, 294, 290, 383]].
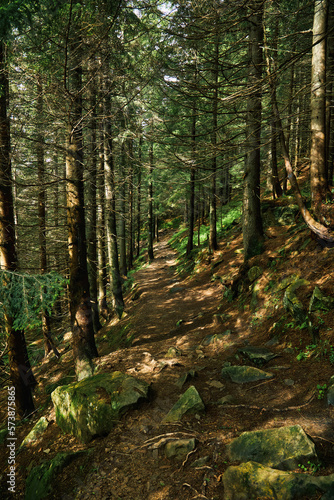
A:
[[238, 346, 278, 365], [248, 266, 262, 283], [25, 451, 85, 500], [20, 417, 49, 449], [227, 425, 317, 470], [162, 386, 205, 423], [283, 278, 309, 324], [221, 365, 274, 384], [309, 287, 334, 313], [223, 461, 334, 500], [51, 372, 150, 443], [165, 438, 196, 460]]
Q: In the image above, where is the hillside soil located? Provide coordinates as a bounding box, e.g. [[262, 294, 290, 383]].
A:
[[1, 215, 334, 500]]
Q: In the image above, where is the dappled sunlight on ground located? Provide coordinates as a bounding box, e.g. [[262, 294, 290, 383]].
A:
[[3, 221, 334, 499]]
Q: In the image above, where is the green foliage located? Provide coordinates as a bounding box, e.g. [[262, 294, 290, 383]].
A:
[[296, 344, 317, 361], [102, 324, 135, 351], [316, 384, 327, 400], [0, 270, 67, 332], [329, 347, 334, 365], [298, 460, 321, 474]]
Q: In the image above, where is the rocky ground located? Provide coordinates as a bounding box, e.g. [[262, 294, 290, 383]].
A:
[[1, 206, 334, 499]]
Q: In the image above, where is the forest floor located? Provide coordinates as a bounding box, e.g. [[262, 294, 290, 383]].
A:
[[1, 204, 334, 499]]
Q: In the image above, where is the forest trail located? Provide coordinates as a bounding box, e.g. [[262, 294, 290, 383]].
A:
[[3, 226, 334, 500]]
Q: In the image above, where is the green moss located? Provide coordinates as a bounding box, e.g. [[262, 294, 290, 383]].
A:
[[25, 451, 85, 500]]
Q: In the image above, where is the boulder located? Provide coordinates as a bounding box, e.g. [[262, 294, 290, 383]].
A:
[[202, 332, 231, 346], [227, 425, 317, 470], [309, 287, 334, 313], [20, 417, 49, 449], [51, 372, 150, 443], [221, 365, 274, 384], [248, 266, 262, 283], [223, 461, 334, 500], [162, 385, 205, 423], [283, 278, 309, 324]]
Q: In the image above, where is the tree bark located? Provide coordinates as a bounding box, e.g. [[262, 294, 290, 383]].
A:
[[209, 32, 219, 253], [242, 1, 264, 260], [104, 115, 124, 319], [36, 78, 60, 358], [264, 23, 334, 245], [148, 141, 154, 261], [136, 137, 142, 258], [97, 117, 109, 320], [66, 31, 98, 380], [186, 97, 197, 257], [86, 68, 102, 333], [0, 41, 35, 416], [310, 0, 329, 215]]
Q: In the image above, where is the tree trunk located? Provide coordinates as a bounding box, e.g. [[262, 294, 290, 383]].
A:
[[0, 41, 35, 416], [186, 98, 197, 256], [86, 69, 102, 333], [242, 1, 264, 260], [97, 119, 109, 320], [104, 115, 124, 319], [136, 137, 142, 258], [128, 138, 134, 270], [36, 79, 60, 358], [264, 26, 334, 244], [209, 34, 219, 253], [66, 33, 98, 381], [310, 0, 329, 216], [119, 140, 128, 276], [148, 141, 154, 261]]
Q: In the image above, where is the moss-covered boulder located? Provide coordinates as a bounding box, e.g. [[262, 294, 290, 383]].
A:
[[51, 372, 150, 443], [221, 365, 274, 384], [223, 461, 334, 500], [227, 425, 317, 470], [309, 287, 334, 313], [283, 277, 309, 324], [20, 417, 49, 450], [162, 385, 205, 423], [248, 266, 262, 283], [25, 451, 85, 500]]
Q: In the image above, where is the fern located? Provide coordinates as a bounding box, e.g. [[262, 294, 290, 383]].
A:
[[0, 270, 67, 331]]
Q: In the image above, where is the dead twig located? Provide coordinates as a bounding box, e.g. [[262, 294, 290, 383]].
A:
[[180, 448, 197, 468], [221, 393, 315, 413], [182, 483, 208, 499], [141, 431, 197, 448], [245, 378, 276, 391]]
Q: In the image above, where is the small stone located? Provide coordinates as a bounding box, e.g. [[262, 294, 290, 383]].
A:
[[221, 366, 274, 384], [284, 379, 295, 386], [162, 386, 205, 423], [207, 380, 225, 389], [165, 438, 196, 460], [217, 395, 235, 405], [191, 456, 210, 467]]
